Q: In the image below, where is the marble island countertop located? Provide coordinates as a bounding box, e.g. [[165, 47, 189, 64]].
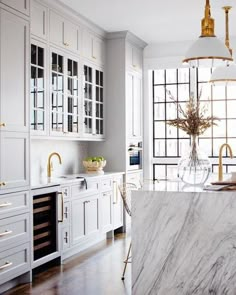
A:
[[132, 185, 236, 294]]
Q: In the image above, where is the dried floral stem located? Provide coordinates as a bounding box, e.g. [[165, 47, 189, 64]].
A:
[[166, 90, 219, 136]]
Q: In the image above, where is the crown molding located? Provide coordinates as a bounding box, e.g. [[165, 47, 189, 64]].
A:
[[106, 31, 147, 49]]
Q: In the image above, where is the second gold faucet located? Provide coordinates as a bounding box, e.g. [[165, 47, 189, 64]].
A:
[[47, 152, 62, 178], [218, 143, 233, 181]]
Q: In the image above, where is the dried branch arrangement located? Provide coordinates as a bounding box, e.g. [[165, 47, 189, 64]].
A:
[[166, 90, 219, 136]]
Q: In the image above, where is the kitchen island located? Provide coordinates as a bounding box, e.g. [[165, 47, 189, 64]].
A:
[[132, 181, 236, 295]]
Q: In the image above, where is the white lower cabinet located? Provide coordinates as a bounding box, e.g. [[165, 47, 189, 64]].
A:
[[71, 193, 99, 246], [113, 175, 124, 230], [0, 190, 30, 287], [60, 174, 124, 259], [101, 191, 113, 233]]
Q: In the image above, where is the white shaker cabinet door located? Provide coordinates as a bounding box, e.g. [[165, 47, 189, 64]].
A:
[[0, 9, 29, 132], [101, 191, 113, 233], [49, 11, 64, 47], [0, 132, 29, 192], [31, 1, 47, 40], [86, 195, 99, 236], [133, 74, 142, 138], [113, 176, 123, 230], [1, 0, 30, 16], [71, 198, 86, 245]]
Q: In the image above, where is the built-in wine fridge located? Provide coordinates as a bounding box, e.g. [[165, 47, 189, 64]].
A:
[[31, 185, 63, 269]]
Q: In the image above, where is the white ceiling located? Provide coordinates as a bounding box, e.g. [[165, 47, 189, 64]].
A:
[[59, 0, 236, 44]]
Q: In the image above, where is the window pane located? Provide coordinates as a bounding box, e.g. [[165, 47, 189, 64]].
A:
[[154, 103, 165, 120], [154, 69, 165, 84], [154, 121, 165, 138], [166, 69, 176, 84], [154, 85, 165, 102], [178, 68, 189, 83], [154, 140, 165, 157]]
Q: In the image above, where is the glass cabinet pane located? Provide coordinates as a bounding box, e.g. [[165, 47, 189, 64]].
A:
[[30, 44, 46, 132], [51, 52, 65, 132], [64, 58, 79, 134]]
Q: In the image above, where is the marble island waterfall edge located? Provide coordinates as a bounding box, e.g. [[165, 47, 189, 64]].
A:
[[132, 190, 236, 295]]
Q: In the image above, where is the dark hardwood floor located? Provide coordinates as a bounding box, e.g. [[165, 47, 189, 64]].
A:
[[4, 234, 131, 295]]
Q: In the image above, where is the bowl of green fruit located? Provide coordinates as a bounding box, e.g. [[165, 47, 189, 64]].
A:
[[83, 156, 106, 174]]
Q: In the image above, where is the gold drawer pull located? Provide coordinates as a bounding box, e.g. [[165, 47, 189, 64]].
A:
[[0, 182, 6, 187], [0, 123, 6, 127], [0, 261, 13, 270], [0, 202, 12, 208], [0, 230, 13, 237]]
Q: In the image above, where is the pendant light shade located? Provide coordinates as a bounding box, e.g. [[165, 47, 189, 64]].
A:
[[183, 0, 233, 67], [209, 6, 236, 85], [210, 63, 236, 85]]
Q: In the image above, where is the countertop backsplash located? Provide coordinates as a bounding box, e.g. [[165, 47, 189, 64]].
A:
[[31, 139, 88, 183]]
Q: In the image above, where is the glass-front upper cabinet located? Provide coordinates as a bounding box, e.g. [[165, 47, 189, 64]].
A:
[[31, 42, 46, 135], [50, 49, 80, 137], [83, 64, 104, 138]]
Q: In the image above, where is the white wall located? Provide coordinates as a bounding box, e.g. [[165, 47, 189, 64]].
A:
[[31, 140, 88, 181]]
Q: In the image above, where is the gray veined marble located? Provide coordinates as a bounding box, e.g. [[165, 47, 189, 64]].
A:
[[132, 190, 236, 295]]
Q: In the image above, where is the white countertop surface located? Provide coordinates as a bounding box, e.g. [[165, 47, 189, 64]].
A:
[[31, 171, 124, 189]]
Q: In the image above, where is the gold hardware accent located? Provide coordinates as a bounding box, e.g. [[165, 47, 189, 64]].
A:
[[223, 6, 232, 56], [47, 152, 62, 178], [0, 230, 13, 237], [0, 202, 12, 208], [58, 192, 64, 222], [0, 123, 6, 127], [92, 56, 97, 60], [63, 42, 69, 47], [0, 182, 6, 187], [218, 143, 233, 181], [0, 261, 12, 270], [182, 55, 233, 64], [201, 0, 215, 37]]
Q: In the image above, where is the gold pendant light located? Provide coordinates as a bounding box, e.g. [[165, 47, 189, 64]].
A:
[[209, 6, 236, 85], [183, 0, 233, 68]]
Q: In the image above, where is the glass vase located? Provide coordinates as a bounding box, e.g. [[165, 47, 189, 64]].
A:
[[178, 135, 211, 185]]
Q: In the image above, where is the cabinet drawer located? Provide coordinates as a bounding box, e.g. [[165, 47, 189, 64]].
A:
[[0, 213, 29, 249], [126, 172, 143, 188], [87, 180, 99, 191], [71, 183, 87, 197], [101, 178, 112, 192], [0, 243, 30, 285], [0, 191, 29, 219], [61, 186, 70, 199]]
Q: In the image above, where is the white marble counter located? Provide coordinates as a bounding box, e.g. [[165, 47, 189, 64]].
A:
[[132, 186, 236, 295], [31, 171, 124, 189]]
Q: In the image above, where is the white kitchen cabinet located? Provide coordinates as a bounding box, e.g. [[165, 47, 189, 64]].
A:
[[82, 30, 105, 65], [1, 0, 30, 16], [101, 191, 113, 233], [31, 1, 47, 40], [71, 197, 85, 245], [127, 72, 142, 139], [50, 48, 80, 137], [71, 194, 99, 245], [85, 195, 99, 236], [0, 9, 29, 133], [50, 10, 80, 53], [83, 63, 104, 139], [0, 132, 29, 192], [31, 41, 47, 135], [126, 43, 143, 72], [113, 175, 124, 230]]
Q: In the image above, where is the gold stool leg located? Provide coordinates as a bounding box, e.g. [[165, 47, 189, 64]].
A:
[[121, 242, 131, 280]]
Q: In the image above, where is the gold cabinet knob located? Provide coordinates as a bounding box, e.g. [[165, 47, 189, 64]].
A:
[[0, 182, 6, 186], [0, 123, 6, 127]]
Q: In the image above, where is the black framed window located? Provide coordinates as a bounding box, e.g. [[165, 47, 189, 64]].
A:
[[152, 68, 236, 180]]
